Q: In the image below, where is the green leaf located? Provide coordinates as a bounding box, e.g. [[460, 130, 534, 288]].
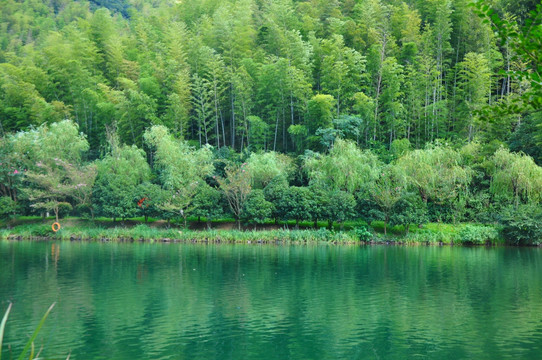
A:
[[16, 303, 55, 360], [0, 303, 13, 360]]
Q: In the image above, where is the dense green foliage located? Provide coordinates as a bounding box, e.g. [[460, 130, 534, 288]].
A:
[[1, 0, 542, 245], [0, 0, 540, 151]]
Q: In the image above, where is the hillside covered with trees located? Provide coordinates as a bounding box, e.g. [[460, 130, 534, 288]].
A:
[[1, 0, 542, 244]]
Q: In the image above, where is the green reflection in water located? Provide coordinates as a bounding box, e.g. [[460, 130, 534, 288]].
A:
[[1, 241, 542, 359]]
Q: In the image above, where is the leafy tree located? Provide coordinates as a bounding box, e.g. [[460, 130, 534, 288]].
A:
[[248, 116, 269, 151], [0, 136, 24, 205], [320, 34, 365, 115], [456, 52, 491, 140], [306, 182, 330, 229], [475, 1, 542, 112], [389, 192, 428, 235], [333, 115, 363, 145], [135, 182, 166, 223], [242, 189, 274, 226], [499, 204, 542, 245], [263, 176, 290, 224], [379, 57, 405, 146], [191, 73, 213, 146], [0, 196, 18, 220], [397, 144, 472, 221], [389, 138, 411, 161], [508, 111, 542, 165], [306, 94, 335, 149], [286, 186, 313, 228], [144, 125, 214, 227], [305, 139, 381, 194], [191, 183, 225, 229], [490, 147, 542, 208], [12, 120, 94, 221], [217, 162, 252, 229], [246, 152, 294, 189], [93, 137, 150, 222], [325, 189, 357, 230], [370, 166, 406, 235], [117, 88, 159, 147]]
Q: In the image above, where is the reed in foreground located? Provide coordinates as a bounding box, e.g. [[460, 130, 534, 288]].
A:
[[0, 303, 58, 360]]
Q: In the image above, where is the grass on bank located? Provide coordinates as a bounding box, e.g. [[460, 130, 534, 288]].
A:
[[0, 216, 504, 245]]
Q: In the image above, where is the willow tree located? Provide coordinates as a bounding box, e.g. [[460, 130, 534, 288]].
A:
[[397, 144, 472, 222], [144, 125, 214, 227], [245, 151, 294, 189], [304, 139, 381, 195], [490, 148, 542, 208]]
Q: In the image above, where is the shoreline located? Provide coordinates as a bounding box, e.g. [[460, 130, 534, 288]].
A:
[[0, 219, 527, 246], [3, 234, 535, 247]]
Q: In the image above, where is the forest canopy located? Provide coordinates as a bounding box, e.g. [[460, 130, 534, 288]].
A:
[[0, 0, 540, 155]]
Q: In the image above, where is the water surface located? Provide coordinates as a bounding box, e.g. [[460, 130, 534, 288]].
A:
[[1, 241, 542, 359]]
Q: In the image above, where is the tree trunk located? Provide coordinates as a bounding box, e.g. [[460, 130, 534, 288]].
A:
[[273, 112, 279, 151], [231, 83, 236, 150]]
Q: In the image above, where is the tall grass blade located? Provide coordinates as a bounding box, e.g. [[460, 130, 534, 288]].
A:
[[0, 303, 13, 360], [16, 302, 55, 360]]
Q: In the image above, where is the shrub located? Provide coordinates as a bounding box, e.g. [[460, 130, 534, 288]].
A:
[[242, 189, 274, 225], [354, 226, 373, 242], [0, 196, 18, 220], [57, 202, 73, 218], [499, 205, 542, 245], [457, 225, 499, 245], [313, 228, 332, 241]]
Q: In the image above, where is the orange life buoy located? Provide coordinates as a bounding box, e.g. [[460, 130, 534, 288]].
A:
[[52, 222, 61, 232]]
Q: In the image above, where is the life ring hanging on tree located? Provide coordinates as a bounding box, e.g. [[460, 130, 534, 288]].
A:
[[52, 222, 61, 232]]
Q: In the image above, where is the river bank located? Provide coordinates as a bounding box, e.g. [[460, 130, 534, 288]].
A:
[[0, 219, 509, 246]]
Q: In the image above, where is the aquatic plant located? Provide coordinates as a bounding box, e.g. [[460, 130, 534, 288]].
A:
[[0, 303, 56, 360]]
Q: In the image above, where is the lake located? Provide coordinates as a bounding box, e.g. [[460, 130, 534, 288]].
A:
[[1, 241, 542, 359]]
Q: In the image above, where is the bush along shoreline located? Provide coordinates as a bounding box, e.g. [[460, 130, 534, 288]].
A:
[[0, 221, 525, 246]]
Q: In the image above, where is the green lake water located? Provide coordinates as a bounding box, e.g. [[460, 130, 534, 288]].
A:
[[1, 241, 542, 359]]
